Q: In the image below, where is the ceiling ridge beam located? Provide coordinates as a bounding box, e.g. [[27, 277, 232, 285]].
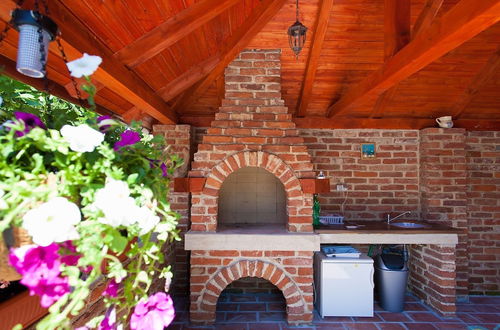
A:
[[370, 0, 411, 119], [452, 45, 500, 119], [28, 0, 178, 124], [114, 0, 241, 68], [295, 0, 334, 118], [157, 55, 220, 101], [412, 0, 444, 39], [173, 0, 288, 113], [327, 0, 500, 118]]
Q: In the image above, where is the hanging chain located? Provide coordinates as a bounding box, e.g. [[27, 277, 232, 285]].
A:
[[56, 37, 84, 107], [296, 0, 298, 21]]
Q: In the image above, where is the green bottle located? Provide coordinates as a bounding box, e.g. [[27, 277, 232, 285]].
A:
[[313, 194, 321, 228]]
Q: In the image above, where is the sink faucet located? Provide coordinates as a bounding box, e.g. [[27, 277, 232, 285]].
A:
[[387, 211, 411, 224]]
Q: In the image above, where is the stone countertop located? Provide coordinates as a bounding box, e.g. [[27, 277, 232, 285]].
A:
[[316, 220, 461, 245]]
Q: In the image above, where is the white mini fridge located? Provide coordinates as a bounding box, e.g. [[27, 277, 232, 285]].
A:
[[314, 252, 374, 317]]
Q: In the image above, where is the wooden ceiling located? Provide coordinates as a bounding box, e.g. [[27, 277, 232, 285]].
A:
[[0, 0, 499, 129]]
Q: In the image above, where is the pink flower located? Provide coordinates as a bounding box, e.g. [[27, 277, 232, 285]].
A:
[[103, 279, 119, 297], [113, 130, 140, 151], [130, 292, 175, 330], [9, 243, 70, 308]]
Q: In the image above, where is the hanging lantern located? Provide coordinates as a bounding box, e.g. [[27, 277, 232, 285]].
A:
[[12, 9, 58, 78], [287, 0, 307, 58]]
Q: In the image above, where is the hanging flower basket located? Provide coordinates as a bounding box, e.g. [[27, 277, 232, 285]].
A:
[[0, 228, 32, 282]]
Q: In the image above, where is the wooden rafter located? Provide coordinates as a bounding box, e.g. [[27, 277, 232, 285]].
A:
[[327, 0, 500, 118], [295, 0, 334, 118], [173, 0, 288, 113], [2, 0, 178, 124], [452, 45, 500, 119], [114, 0, 241, 68], [157, 55, 219, 101], [412, 0, 444, 39], [370, 0, 410, 118]]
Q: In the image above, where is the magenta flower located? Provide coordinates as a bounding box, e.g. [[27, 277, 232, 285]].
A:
[[103, 279, 119, 297], [60, 241, 80, 266], [160, 163, 168, 177], [13, 112, 46, 136], [130, 292, 175, 330], [113, 130, 140, 151], [99, 307, 119, 330], [9, 244, 70, 308]]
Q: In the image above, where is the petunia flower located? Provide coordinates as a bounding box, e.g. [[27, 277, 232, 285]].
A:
[[113, 130, 141, 151], [67, 53, 102, 78], [102, 279, 120, 297], [13, 112, 46, 137], [93, 178, 139, 227], [22, 197, 81, 246], [99, 307, 122, 330], [133, 205, 160, 236], [130, 292, 175, 330], [61, 124, 105, 153], [97, 115, 118, 132], [160, 163, 168, 177]]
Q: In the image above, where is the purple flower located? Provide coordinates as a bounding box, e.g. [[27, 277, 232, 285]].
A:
[[14, 112, 46, 136], [160, 163, 168, 177], [99, 307, 119, 330], [97, 115, 113, 132], [130, 292, 175, 330], [103, 279, 119, 297], [113, 130, 141, 151], [9, 244, 70, 308]]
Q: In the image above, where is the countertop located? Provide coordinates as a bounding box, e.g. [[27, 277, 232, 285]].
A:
[[316, 221, 461, 245]]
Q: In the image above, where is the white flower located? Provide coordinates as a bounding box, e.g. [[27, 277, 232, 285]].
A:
[[22, 197, 81, 246], [66, 53, 102, 78], [0, 95, 3, 106], [93, 179, 139, 227], [0, 189, 7, 210], [61, 124, 104, 153], [134, 206, 160, 236]]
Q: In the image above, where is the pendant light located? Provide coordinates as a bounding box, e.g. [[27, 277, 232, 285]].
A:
[[287, 0, 307, 59]]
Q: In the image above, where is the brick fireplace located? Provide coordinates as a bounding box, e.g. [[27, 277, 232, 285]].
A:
[[185, 49, 319, 325]]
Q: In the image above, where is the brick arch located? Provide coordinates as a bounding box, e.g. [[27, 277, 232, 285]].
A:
[[203, 151, 303, 197], [195, 259, 307, 324]]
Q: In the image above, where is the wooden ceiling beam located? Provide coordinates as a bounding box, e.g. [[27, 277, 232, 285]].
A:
[[173, 0, 288, 113], [157, 55, 219, 101], [327, 0, 500, 118], [295, 0, 334, 118], [370, 0, 410, 119], [3, 0, 178, 124], [114, 0, 241, 68], [452, 45, 500, 119], [412, 0, 444, 39]]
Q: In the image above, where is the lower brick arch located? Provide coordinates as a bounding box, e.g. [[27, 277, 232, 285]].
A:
[[191, 259, 311, 325]]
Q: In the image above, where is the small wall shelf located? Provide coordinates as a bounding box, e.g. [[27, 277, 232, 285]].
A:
[[300, 179, 331, 193], [173, 178, 206, 192]]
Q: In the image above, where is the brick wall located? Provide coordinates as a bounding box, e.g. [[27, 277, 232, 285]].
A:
[[153, 125, 193, 294], [466, 131, 500, 295], [297, 129, 419, 221], [189, 250, 314, 325]]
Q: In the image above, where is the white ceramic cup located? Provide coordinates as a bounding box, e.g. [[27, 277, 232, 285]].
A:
[[436, 116, 453, 128]]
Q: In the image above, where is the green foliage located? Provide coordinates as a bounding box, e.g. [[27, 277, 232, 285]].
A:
[[0, 74, 183, 329]]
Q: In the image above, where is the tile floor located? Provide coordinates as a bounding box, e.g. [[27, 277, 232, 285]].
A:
[[169, 292, 500, 330]]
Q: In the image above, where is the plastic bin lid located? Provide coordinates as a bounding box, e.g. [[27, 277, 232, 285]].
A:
[[375, 254, 408, 271]]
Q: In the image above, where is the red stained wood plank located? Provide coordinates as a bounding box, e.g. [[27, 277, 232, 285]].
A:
[[327, 0, 500, 118]]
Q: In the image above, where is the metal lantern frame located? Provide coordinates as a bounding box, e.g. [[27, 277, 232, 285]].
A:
[[287, 0, 307, 58]]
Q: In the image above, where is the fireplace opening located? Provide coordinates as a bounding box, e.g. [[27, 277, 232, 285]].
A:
[[218, 167, 286, 230], [217, 277, 286, 319]]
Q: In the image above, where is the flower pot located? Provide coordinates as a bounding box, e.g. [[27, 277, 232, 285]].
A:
[[0, 227, 32, 282]]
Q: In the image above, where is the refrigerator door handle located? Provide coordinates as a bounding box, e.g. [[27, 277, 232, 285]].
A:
[[370, 267, 374, 288]]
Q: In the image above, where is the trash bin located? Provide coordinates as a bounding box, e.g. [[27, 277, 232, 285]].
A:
[[374, 251, 409, 312]]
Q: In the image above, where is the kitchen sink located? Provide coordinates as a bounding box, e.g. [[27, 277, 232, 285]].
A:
[[390, 222, 428, 229]]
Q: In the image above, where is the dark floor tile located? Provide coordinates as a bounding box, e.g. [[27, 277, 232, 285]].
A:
[[248, 323, 281, 330], [315, 325, 345, 330], [404, 302, 429, 312], [474, 305, 500, 313], [352, 314, 383, 322], [317, 316, 354, 322], [376, 323, 407, 330], [224, 312, 258, 322], [404, 323, 438, 330], [456, 304, 477, 313], [378, 312, 412, 323], [472, 313, 500, 323], [214, 324, 248, 330], [465, 325, 500, 330], [239, 303, 267, 312], [433, 323, 469, 330], [407, 312, 443, 323], [468, 297, 500, 305], [267, 302, 286, 311], [168, 324, 184, 330], [455, 312, 480, 323], [282, 326, 316, 330], [341, 322, 379, 330], [259, 312, 286, 322]]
